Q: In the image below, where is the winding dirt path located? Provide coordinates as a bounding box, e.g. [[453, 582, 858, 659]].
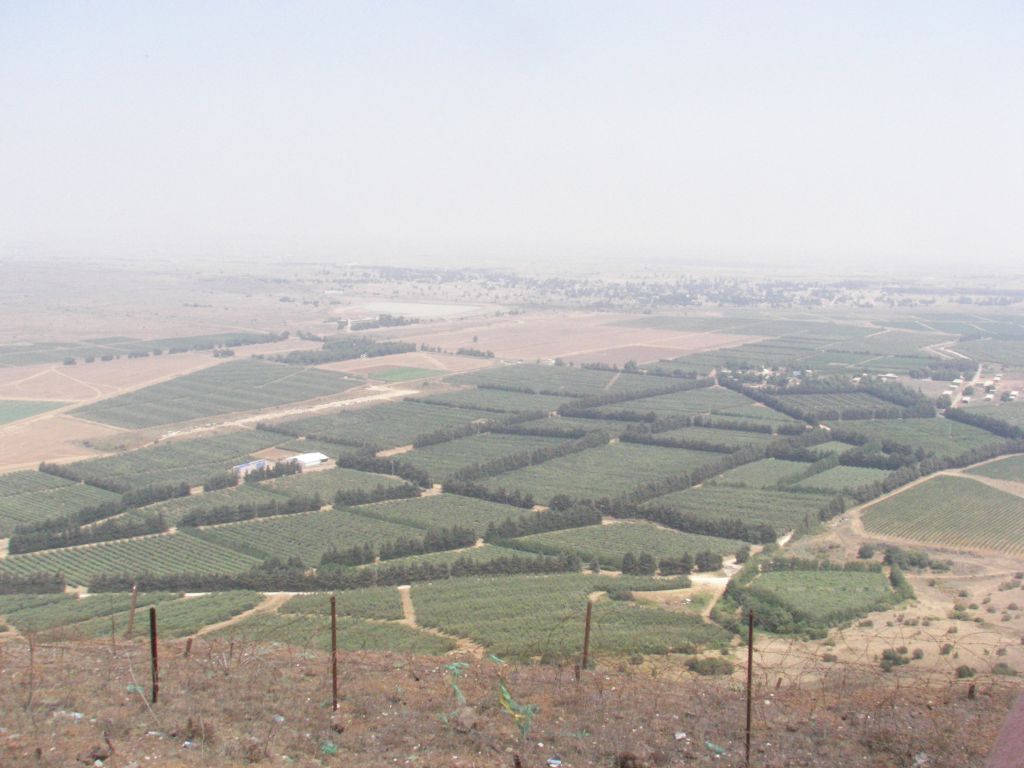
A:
[[194, 592, 292, 637], [396, 584, 484, 658]]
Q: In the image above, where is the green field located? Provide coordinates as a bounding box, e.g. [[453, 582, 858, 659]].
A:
[[0, 400, 65, 425], [643, 485, 834, 533], [190, 508, 423, 565], [124, 482, 281, 525], [64, 592, 264, 639], [267, 466, 406, 498], [967, 455, 1024, 483], [595, 387, 755, 418], [0, 591, 181, 634], [412, 574, 730, 658], [654, 425, 777, 448], [793, 465, 890, 492], [60, 430, 284, 490], [208, 612, 456, 654], [507, 521, 743, 569], [368, 367, 443, 382], [124, 468, 404, 526], [968, 402, 1024, 427], [357, 543, 527, 569], [403, 432, 569, 479], [748, 570, 896, 625], [807, 440, 856, 456], [351, 494, 520, 536], [862, 475, 1024, 556], [706, 402, 800, 424], [478, 442, 723, 504], [271, 400, 500, 449], [519, 415, 638, 436], [0, 480, 120, 537], [448, 365, 674, 397], [840, 418, 1005, 460], [73, 359, 359, 428], [0, 530, 261, 585], [714, 458, 811, 488], [280, 588, 405, 621], [0, 471, 73, 497], [774, 392, 899, 417], [415, 388, 573, 413]]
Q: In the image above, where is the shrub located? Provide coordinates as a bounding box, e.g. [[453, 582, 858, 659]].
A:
[[686, 657, 734, 676], [955, 665, 976, 679]]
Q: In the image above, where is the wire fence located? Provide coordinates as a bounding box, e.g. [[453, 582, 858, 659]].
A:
[[0, 596, 1020, 767]]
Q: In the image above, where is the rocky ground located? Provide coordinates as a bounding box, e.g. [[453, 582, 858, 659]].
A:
[[0, 635, 1017, 767]]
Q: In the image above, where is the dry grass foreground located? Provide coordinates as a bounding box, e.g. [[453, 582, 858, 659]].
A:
[[0, 636, 1016, 767]]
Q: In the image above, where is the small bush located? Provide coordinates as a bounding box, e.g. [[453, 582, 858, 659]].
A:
[[686, 657, 734, 676], [955, 665, 976, 679], [940, 643, 954, 656], [992, 663, 1017, 676]]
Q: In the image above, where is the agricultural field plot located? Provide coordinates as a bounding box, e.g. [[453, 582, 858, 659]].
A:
[[707, 402, 800, 424], [955, 339, 1024, 367], [478, 442, 724, 504], [0, 470, 73, 497], [642, 485, 833, 533], [594, 386, 756, 419], [414, 387, 573, 413], [59, 430, 284, 491], [0, 591, 181, 634], [968, 402, 1024, 428], [772, 392, 900, 417], [351, 494, 521, 536], [266, 466, 407, 499], [653, 425, 777, 449], [0, 531, 261, 586], [0, 400, 65, 425], [840, 418, 1005, 460], [270, 400, 499, 450], [448, 365, 671, 398], [519, 415, 637, 436], [281, 588, 405, 621], [403, 432, 570, 480], [713, 458, 812, 488], [862, 476, 1024, 556], [792, 465, 891, 492], [807, 440, 856, 456], [364, 367, 441, 383], [0, 481, 121, 536], [190, 508, 423, 565], [967, 455, 1024, 483], [358, 543, 526, 569], [209, 612, 456, 654], [507, 521, 743, 569], [72, 359, 360, 428], [122, 483, 282, 526], [64, 591, 264, 639], [748, 570, 896, 625], [412, 574, 730, 658]]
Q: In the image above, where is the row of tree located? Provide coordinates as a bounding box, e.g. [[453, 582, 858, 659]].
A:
[[334, 449, 431, 488], [450, 430, 609, 483], [178, 493, 324, 527], [89, 551, 582, 593], [412, 410, 546, 448], [0, 572, 65, 594], [8, 513, 167, 554], [264, 336, 417, 366]]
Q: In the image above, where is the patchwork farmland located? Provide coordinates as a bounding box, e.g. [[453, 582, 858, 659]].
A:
[[72, 359, 360, 428]]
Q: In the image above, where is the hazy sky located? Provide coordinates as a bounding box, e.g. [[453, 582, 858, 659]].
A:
[[2, 1, 1021, 272]]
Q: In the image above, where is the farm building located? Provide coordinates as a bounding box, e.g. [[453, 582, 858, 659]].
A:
[[284, 452, 331, 469], [232, 459, 270, 477]]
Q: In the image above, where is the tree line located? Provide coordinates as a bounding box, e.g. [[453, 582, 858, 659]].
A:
[[89, 551, 583, 593], [263, 336, 417, 366], [8, 513, 168, 554]]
